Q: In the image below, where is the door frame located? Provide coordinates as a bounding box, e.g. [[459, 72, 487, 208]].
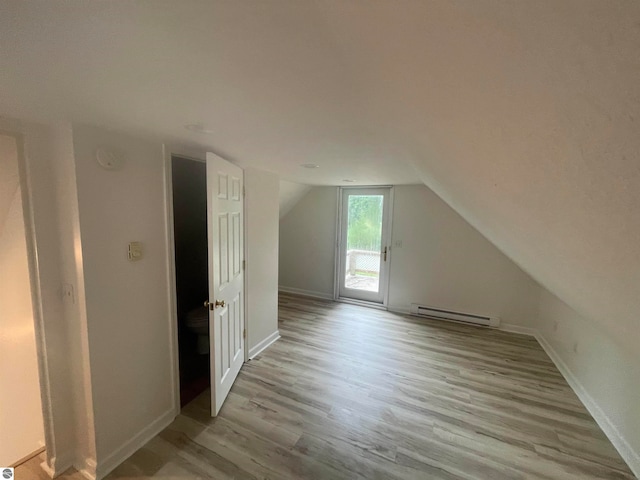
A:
[[333, 186, 394, 308], [1, 129, 50, 467], [162, 146, 249, 416]]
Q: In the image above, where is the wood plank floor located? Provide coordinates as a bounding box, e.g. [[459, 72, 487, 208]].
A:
[[17, 293, 635, 479]]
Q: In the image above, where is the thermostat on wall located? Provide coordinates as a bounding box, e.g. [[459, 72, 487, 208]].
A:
[[128, 242, 143, 261]]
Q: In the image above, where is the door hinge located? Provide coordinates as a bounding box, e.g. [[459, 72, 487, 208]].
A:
[[242, 259, 246, 271], [243, 329, 246, 339]]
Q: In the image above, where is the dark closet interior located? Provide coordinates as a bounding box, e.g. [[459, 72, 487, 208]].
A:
[[171, 156, 210, 407]]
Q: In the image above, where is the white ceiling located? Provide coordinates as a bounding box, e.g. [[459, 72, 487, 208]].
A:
[[0, 0, 425, 185], [1, 1, 639, 356]]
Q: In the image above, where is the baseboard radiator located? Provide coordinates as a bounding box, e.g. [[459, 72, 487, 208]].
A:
[[410, 304, 500, 328]]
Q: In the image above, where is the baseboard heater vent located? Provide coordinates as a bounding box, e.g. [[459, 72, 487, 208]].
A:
[[410, 304, 500, 328]]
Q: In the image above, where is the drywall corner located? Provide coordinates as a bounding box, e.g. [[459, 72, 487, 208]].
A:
[[279, 180, 312, 220], [4, 118, 97, 472], [71, 124, 173, 466], [536, 290, 640, 477], [245, 167, 280, 354]]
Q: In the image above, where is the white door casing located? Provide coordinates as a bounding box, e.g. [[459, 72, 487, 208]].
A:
[[206, 152, 244, 416], [337, 187, 392, 304]]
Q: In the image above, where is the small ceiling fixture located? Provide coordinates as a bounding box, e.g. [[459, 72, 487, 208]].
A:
[[184, 123, 214, 134], [342, 179, 355, 183], [300, 163, 320, 169], [96, 147, 125, 170]]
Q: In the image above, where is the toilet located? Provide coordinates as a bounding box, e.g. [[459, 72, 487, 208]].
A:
[[184, 306, 209, 355]]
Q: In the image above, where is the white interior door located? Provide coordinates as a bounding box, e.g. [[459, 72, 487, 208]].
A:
[[338, 187, 392, 304], [206, 152, 244, 416]]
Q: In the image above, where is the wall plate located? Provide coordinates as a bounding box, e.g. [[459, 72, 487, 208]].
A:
[[128, 241, 143, 261]]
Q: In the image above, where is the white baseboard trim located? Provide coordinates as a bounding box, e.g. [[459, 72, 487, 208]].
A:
[[278, 286, 333, 300], [249, 331, 280, 359], [77, 458, 97, 480], [498, 323, 537, 336], [535, 333, 640, 478], [387, 305, 411, 316], [41, 451, 74, 478], [11, 446, 45, 468], [39, 460, 55, 478], [94, 407, 176, 480]]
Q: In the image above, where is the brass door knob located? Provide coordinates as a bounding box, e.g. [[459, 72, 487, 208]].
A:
[[204, 299, 226, 310]]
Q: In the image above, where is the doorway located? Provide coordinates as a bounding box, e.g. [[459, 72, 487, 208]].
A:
[[169, 152, 246, 415], [171, 156, 210, 407], [337, 187, 392, 304], [0, 133, 45, 466]]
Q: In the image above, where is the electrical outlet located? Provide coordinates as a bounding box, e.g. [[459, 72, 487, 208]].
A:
[[394, 240, 403, 248]]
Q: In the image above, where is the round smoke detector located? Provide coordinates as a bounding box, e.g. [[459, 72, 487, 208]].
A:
[[96, 148, 125, 170]]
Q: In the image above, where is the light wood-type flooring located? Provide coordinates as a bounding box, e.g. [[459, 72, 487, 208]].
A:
[[16, 293, 635, 479]]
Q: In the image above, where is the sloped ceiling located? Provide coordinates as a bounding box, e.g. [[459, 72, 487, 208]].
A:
[[279, 181, 312, 220], [0, 1, 638, 354]]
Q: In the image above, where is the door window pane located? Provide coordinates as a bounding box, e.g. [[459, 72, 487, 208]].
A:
[[345, 195, 383, 292]]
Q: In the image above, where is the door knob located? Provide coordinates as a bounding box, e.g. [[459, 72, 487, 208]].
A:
[[204, 299, 226, 310]]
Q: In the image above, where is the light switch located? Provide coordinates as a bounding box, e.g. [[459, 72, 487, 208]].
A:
[[128, 241, 143, 261]]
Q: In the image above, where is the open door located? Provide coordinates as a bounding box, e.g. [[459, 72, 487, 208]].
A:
[[206, 152, 244, 416]]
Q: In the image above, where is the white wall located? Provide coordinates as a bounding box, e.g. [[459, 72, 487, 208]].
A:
[[20, 124, 282, 479], [47, 123, 98, 476], [279, 187, 337, 298], [279, 180, 312, 220], [388, 185, 541, 327], [0, 134, 44, 465], [279, 185, 541, 327], [245, 168, 280, 356], [0, 118, 96, 475], [537, 291, 640, 476], [0, 135, 19, 228], [72, 125, 174, 477]]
